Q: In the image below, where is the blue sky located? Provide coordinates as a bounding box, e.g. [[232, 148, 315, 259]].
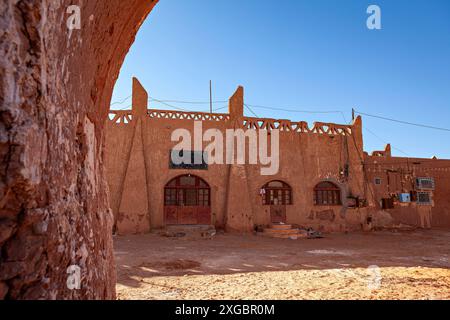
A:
[[111, 0, 450, 159]]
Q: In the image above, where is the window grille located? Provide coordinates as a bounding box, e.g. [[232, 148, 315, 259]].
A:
[[314, 181, 342, 206], [416, 177, 435, 190], [262, 181, 293, 205], [417, 192, 432, 205]]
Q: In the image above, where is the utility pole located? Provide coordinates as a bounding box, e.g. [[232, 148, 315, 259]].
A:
[[352, 108, 355, 121], [209, 80, 213, 114]]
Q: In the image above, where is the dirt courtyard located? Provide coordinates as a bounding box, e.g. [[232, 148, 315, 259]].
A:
[[115, 229, 450, 300]]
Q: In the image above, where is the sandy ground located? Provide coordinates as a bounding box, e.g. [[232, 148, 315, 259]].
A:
[[115, 229, 450, 300]]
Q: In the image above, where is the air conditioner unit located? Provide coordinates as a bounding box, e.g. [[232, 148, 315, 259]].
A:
[[416, 177, 435, 190], [399, 193, 411, 203]]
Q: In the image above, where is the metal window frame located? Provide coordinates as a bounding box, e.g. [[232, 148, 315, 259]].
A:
[[262, 181, 293, 206], [164, 175, 211, 207], [417, 191, 432, 205], [313, 182, 342, 206], [416, 177, 435, 190]]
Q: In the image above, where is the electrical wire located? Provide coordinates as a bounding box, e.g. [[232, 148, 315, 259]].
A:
[[109, 105, 132, 111], [112, 95, 348, 117], [364, 160, 450, 167], [149, 98, 228, 105], [148, 97, 190, 112], [111, 95, 227, 111], [363, 126, 411, 157], [149, 97, 231, 112], [244, 103, 259, 118], [108, 97, 449, 165], [214, 105, 228, 112], [110, 95, 131, 106], [349, 129, 377, 203], [246, 103, 344, 115], [113, 98, 450, 132], [355, 110, 450, 132], [110, 97, 448, 160]]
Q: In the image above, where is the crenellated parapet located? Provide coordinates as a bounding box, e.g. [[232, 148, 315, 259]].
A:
[[107, 78, 355, 137], [108, 109, 354, 136], [148, 109, 230, 121], [243, 117, 353, 135], [108, 110, 133, 124], [370, 144, 392, 157]]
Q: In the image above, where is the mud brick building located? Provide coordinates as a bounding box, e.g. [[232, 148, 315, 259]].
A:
[[1, 0, 449, 300], [105, 79, 450, 234], [365, 146, 450, 228]]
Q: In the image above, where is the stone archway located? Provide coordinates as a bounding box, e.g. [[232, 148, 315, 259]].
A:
[[0, 0, 158, 299]]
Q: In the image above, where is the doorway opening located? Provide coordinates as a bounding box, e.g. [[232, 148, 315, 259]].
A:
[[262, 180, 293, 224], [164, 174, 211, 225]]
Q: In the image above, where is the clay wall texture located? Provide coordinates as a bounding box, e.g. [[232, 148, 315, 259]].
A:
[[106, 79, 374, 234], [365, 147, 450, 228], [1, 0, 449, 300], [105, 79, 450, 234]]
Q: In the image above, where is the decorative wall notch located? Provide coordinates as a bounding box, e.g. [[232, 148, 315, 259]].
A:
[[132, 77, 148, 117], [229, 86, 244, 120]]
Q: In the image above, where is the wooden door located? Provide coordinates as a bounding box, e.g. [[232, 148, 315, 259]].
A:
[[164, 175, 211, 226], [270, 205, 287, 223], [165, 206, 178, 224]]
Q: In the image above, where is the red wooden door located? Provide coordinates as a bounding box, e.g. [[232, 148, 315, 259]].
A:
[[165, 206, 178, 224], [197, 206, 212, 225], [270, 205, 287, 223], [164, 175, 211, 226], [164, 207, 212, 225], [178, 206, 198, 224]]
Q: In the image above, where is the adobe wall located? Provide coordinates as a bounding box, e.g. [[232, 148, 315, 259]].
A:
[[0, 0, 158, 300], [105, 79, 373, 234], [365, 148, 450, 228]]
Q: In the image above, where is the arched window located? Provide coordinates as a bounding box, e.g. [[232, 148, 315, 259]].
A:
[[314, 181, 341, 206], [164, 175, 210, 207], [261, 180, 292, 205]]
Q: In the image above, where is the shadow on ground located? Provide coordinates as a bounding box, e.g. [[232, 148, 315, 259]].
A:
[[114, 230, 450, 290]]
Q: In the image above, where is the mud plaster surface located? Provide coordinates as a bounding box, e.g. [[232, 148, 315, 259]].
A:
[[115, 230, 450, 300]]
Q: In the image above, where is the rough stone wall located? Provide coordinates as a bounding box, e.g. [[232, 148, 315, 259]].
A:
[[0, 0, 158, 300]]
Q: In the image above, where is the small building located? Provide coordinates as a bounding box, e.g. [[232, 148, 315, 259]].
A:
[[365, 145, 450, 228], [105, 78, 450, 234]]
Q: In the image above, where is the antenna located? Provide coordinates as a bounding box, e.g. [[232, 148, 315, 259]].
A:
[[209, 80, 213, 114]]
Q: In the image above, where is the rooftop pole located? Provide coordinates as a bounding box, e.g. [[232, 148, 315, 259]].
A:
[[209, 80, 213, 114]]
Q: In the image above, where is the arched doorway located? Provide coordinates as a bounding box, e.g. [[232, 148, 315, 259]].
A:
[[261, 180, 293, 223], [164, 175, 211, 225]]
